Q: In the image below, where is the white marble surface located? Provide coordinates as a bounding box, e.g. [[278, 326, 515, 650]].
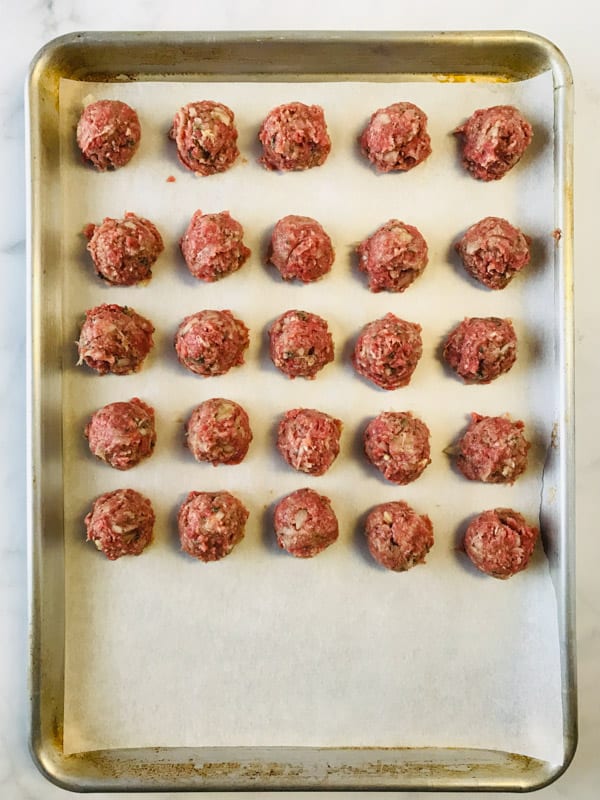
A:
[[2, 0, 598, 797]]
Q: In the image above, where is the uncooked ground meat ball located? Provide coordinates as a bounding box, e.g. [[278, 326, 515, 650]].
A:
[[463, 508, 539, 579], [174, 310, 249, 376], [77, 304, 154, 375], [185, 398, 252, 465], [443, 317, 517, 383], [258, 102, 331, 171], [268, 215, 334, 283], [365, 501, 433, 572], [178, 491, 248, 562], [274, 488, 338, 558], [85, 488, 155, 560], [84, 212, 164, 286], [359, 101, 431, 172], [455, 105, 533, 181], [277, 408, 342, 475], [353, 313, 422, 390], [76, 100, 141, 171], [456, 216, 531, 290], [357, 219, 428, 293], [456, 413, 530, 484], [169, 101, 239, 176], [85, 398, 156, 470], [269, 310, 334, 379], [364, 412, 431, 485], [180, 210, 250, 282]]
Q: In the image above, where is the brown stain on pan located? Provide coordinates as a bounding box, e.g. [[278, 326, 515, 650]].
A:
[[433, 73, 512, 83], [61, 748, 541, 785]]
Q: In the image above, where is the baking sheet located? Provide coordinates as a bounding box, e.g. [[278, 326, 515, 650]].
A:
[[59, 74, 563, 762]]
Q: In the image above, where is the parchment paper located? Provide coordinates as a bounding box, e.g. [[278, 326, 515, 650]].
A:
[[59, 73, 563, 763]]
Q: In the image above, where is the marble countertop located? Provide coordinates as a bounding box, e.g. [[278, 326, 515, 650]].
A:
[[3, 1, 598, 797]]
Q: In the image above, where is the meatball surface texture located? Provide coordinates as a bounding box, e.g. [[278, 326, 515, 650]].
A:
[[76, 99, 141, 171], [274, 488, 339, 558], [85, 398, 156, 470], [359, 101, 431, 172], [178, 491, 249, 562], [365, 501, 434, 572], [85, 488, 155, 560], [464, 508, 539, 578]]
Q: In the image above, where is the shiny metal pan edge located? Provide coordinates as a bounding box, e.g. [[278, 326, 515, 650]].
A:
[[26, 30, 575, 792]]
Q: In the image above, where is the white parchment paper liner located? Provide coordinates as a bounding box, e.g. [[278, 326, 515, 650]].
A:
[[59, 74, 563, 763]]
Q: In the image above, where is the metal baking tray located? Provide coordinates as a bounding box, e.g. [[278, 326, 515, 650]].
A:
[[26, 30, 575, 791]]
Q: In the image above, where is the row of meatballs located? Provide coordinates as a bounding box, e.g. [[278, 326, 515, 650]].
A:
[[85, 486, 539, 581], [77, 98, 533, 181], [86, 398, 531, 486], [84, 210, 531, 291], [77, 306, 518, 387]]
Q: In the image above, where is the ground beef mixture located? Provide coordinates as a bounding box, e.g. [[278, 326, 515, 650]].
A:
[[443, 317, 517, 383], [274, 488, 338, 558], [77, 304, 154, 375], [185, 398, 252, 465], [76, 99, 141, 171], [180, 210, 250, 282], [268, 215, 334, 283], [85, 488, 155, 560], [84, 212, 164, 286], [357, 219, 428, 293], [456, 216, 531, 290], [269, 310, 334, 379], [455, 105, 533, 181], [456, 413, 530, 484], [365, 501, 434, 572], [178, 490, 248, 562], [169, 100, 239, 176], [277, 408, 342, 475], [463, 508, 539, 579], [353, 313, 422, 390], [258, 102, 331, 171], [364, 411, 431, 485], [174, 310, 249, 376], [359, 101, 431, 173], [85, 397, 156, 470]]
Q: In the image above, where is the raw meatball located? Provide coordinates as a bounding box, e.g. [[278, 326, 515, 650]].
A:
[[76, 99, 141, 171], [85, 488, 155, 560], [464, 508, 539, 579], [456, 413, 530, 484], [359, 101, 431, 173], [357, 219, 428, 293], [85, 397, 156, 470], [443, 317, 517, 383], [180, 210, 250, 282], [365, 501, 434, 572], [277, 408, 342, 475], [353, 313, 422, 390], [455, 105, 533, 181], [269, 310, 334, 379], [364, 412, 431, 485], [174, 310, 249, 376], [169, 100, 239, 176], [258, 102, 331, 171], [185, 398, 252, 465], [274, 488, 338, 558], [84, 212, 164, 286], [178, 490, 248, 562], [77, 303, 154, 375], [268, 215, 334, 283], [456, 216, 531, 290]]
